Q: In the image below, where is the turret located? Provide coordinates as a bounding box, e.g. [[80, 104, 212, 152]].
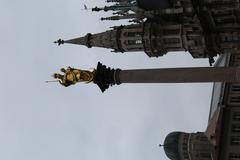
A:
[[163, 132, 214, 160]]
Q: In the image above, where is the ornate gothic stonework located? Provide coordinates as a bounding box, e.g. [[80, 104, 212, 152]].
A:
[[56, 0, 240, 65]]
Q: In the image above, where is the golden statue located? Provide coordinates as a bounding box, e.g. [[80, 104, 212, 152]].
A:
[[51, 67, 95, 87]]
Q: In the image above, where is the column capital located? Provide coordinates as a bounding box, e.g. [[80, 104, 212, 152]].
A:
[[94, 62, 121, 92]]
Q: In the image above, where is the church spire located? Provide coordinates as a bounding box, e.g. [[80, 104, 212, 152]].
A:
[[55, 28, 123, 52], [57, 34, 92, 48]]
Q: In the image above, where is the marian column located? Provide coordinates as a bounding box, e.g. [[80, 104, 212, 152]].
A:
[[51, 62, 240, 92]]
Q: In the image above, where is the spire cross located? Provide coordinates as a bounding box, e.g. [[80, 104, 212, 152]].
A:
[[54, 39, 65, 46]]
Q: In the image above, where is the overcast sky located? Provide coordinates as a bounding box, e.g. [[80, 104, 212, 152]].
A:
[[0, 1, 213, 160]]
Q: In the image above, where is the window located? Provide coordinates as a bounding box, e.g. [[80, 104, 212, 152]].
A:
[[231, 85, 240, 92], [223, 18, 235, 24], [233, 36, 240, 41], [231, 136, 240, 145], [127, 32, 141, 37], [163, 38, 180, 44], [200, 153, 211, 158], [199, 136, 208, 141], [183, 153, 188, 159], [136, 40, 142, 44], [183, 146, 187, 151], [162, 29, 180, 35], [233, 112, 240, 121], [229, 97, 240, 104], [229, 153, 240, 160], [232, 124, 240, 133], [128, 40, 142, 45], [221, 35, 240, 43], [128, 40, 136, 45]]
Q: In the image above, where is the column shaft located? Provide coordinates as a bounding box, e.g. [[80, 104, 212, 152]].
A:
[[119, 67, 240, 83]]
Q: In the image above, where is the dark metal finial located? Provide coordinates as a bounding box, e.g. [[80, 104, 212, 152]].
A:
[[159, 144, 164, 147], [54, 39, 65, 46], [92, 7, 102, 12]]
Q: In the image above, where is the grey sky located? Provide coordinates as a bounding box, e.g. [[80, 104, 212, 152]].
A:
[[1, 1, 212, 160]]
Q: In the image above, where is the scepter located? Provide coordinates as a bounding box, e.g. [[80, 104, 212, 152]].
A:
[[45, 80, 59, 83]]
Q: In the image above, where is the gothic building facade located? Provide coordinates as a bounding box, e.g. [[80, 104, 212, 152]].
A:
[[56, 0, 240, 65]]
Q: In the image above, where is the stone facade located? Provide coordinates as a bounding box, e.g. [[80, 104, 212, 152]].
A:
[[215, 54, 240, 160]]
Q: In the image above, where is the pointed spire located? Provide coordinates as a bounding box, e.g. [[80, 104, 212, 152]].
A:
[[92, 4, 134, 12], [55, 34, 92, 48], [101, 14, 137, 21], [54, 29, 123, 52]]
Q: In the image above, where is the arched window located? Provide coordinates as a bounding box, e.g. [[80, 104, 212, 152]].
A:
[[229, 153, 240, 160], [232, 124, 240, 133], [233, 112, 240, 121], [231, 136, 240, 145]]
